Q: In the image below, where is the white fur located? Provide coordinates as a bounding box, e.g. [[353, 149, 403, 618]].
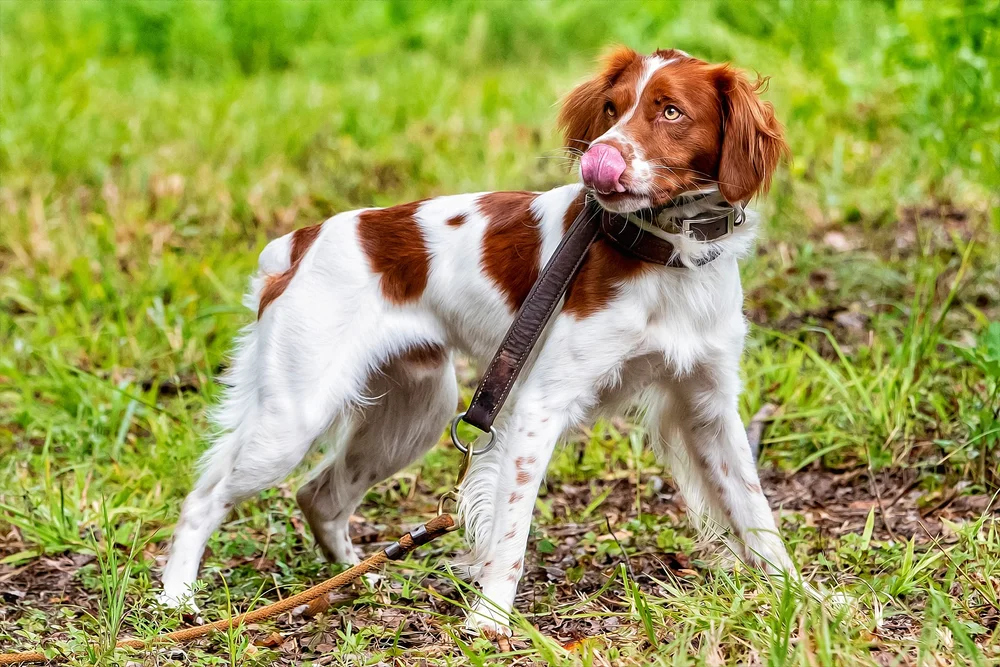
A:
[[158, 176, 797, 635]]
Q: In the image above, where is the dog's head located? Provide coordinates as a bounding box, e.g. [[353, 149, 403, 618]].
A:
[[559, 47, 789, 213]]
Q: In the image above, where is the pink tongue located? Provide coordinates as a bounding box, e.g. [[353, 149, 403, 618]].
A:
[[580, 144, 627, 193]]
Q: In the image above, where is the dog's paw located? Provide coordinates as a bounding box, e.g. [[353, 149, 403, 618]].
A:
[[822, 588, 857, 610], [462, 601, 512, 638]]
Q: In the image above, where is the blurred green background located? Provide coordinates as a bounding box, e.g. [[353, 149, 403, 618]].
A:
[[1, 1, 999, 664], [3, 0, 998, 210]]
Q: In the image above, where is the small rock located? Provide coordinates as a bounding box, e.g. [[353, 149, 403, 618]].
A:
[[833, 310, 867, 333], [823, 230, 855, 252], [648, 475, 664, 494]]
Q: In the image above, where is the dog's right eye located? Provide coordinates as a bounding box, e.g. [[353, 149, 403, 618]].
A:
[[604, 101, 617, 118]]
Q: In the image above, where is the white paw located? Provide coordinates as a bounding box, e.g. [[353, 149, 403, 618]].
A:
[[823, 589, 857, 609], [321, 544, 362, 567], [463, 600, 512, 638]]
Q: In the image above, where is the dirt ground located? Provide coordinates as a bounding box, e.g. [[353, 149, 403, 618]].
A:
[[2, 465, 995, 663]]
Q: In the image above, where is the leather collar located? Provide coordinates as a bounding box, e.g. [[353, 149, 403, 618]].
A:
[[597, 199, 741, 267]]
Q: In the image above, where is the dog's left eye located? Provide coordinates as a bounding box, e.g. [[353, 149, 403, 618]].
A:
[[663, 105, 682, 121]]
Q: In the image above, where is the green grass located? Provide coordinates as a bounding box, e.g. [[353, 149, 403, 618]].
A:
[[1, 0, 999, 664]]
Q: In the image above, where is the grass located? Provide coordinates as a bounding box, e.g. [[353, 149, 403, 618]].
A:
[[1, 0, 999, 664]]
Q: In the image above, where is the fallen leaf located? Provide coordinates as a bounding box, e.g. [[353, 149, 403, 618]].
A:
[[255, 632, 283, 648]]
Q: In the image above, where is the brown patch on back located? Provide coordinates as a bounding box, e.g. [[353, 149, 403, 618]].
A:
[[258, 223, 324, 318], [445, 213, 467, 227], [516, 470, 532, 485], [478, 191, 541, 311], [357, 200, 430, 304]]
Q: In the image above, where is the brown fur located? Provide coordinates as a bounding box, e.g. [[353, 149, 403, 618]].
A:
[[446, 213, 467, 227], [563, 239, 647, 319], [396, 343, 447, 368], [357, 200, 430, 304], [714, 67, 789, 203], [478, 191, 541, 311], [559, 50, 788, 206], [257, 223, 324, 318], [558, 46, 643, 151], [560, 191, 647, 319]]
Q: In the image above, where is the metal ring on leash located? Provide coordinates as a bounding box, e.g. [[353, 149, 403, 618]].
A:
[[450, 412, 498, 455]]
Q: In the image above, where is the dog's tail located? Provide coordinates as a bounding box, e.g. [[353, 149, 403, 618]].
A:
[[196, 319, 263, 480], [243, 232, 292, 316], [248, 223, 324, 319]]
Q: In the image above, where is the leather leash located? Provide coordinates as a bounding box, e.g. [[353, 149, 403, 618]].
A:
[[454, 194, 738, 441], [459, 197, 604, 436]]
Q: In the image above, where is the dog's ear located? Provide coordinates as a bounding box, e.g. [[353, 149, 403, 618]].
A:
[[714, 67, 789, 204], [558, 46, 640, 152]]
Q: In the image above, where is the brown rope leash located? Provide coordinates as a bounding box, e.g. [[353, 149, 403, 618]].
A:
[[0, 514, 455, 665]]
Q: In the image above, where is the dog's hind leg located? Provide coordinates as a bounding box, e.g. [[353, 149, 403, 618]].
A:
[[158, 325, 373, 609], [297, 346, 457, 564]]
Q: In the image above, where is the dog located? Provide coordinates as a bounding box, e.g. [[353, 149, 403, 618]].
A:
[[160, 46, 795, 635]]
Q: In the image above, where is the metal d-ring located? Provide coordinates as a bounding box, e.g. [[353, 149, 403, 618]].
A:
[[449, 412, 498, 456]]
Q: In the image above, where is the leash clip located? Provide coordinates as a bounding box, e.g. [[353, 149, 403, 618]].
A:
[[436, 412, 498, 529], [449, 412, 498, 455]]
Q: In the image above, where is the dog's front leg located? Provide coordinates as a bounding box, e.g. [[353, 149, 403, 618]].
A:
[[660, 359, 797, 578], [461, 396, 570, 636], [460, 345, 616, 636]]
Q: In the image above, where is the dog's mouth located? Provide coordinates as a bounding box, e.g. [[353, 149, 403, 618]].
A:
[[591, 187, 653, 214]]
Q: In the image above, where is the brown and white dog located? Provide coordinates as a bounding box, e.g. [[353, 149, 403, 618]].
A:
[[160, 47, 794, 635]]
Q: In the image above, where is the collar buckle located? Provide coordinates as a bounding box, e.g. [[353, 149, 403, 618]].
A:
[[680, 207, 741, 242]]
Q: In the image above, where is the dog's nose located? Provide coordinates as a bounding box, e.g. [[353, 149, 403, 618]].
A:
[[580, 144, 627, 194]]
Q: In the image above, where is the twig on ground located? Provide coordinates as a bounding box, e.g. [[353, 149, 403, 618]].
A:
[[605, 515, 635, 582], [866, 465, 899, 542], [746, 403, 778, 461]]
